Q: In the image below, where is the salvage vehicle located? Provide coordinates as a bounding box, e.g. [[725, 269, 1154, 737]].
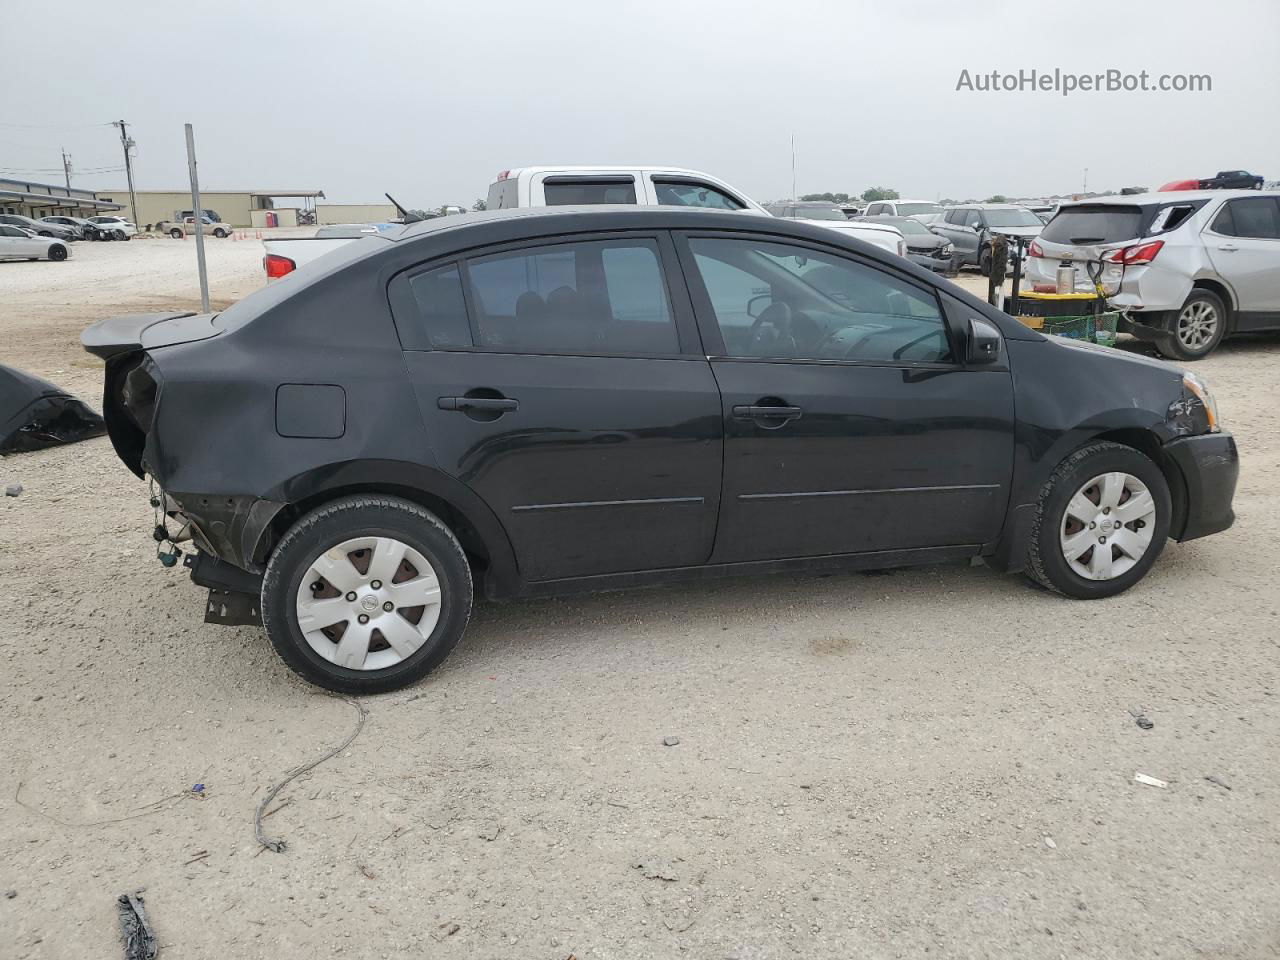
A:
[[83, 206, 1238, 693], [40, 215, 99, 239], [861, 199, 943, 220], [157, 216, 231, 239], [765, 202, 907, 258], [0, 213, 77, 241], [930, 204, 1044, 274], [487, 165, 760, 212], [1025, 191, 1280, 360], [858, 214, 954, 271], [87, 215, 137, 240], [0, 223, 71, 261], [1199, 170, 1264, 191]]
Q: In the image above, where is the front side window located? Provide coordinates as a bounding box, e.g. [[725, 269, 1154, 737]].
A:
[[654, 180, 743, 209], [1215, 197, 1280, 239], [466, 239, 677, 354], [688, 237, 951, 364], [542, 178, 637, 206]]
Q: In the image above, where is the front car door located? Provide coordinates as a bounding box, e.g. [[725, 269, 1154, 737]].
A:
[[674, 230, 1015, 564], [389, 232, 723, 582], [1204, 196, 1280, 325], [0, 224, 39, 258]]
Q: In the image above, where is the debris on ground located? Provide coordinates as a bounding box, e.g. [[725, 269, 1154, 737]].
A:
[[182, 850, 209, 866], [1128, 706, 1154, 729], [191, 783, 205, 795], [0, 364, 106, 455], [117, 891, 158, 960], [662, 736, 680, 747], [254, 695, 367, 853], [632, 857, 679, 881], [1205, 775, 1233, 791], [1043, 836, 1057, 849], [1134, 772, 1167, 788], [4, 889, 15, 899], [431, 921, 461, 941], [4, 483, 21, 497], [478, 821, 502, 841]]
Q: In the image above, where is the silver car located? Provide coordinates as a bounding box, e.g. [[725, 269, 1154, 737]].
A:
[[1026, 191, 1280, 360], [0, 224, 72, 261]]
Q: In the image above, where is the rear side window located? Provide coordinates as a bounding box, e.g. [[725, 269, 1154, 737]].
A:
[[1213, 197, 1280, 239], [654, 180, 743, 209], [466, 239, 678, 355], [1041, 205, 1146, 244], [402, 264, 472, 350], [542, 178, 637, 205]]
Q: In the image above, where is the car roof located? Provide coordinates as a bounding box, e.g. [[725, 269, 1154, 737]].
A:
[[877, 198, 936, 204], [1057, 189, 1279, 207], [500, 165, 724, 178]]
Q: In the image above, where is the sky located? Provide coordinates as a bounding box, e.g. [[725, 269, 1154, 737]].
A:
[[3, 0, 1278, 208]]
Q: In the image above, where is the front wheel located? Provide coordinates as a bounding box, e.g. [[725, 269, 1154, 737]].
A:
[[261, 496, 473, 693], [1025, 441, 1171, 599], [212, 228, 227, 238], [1156, 290, 1226, 361]]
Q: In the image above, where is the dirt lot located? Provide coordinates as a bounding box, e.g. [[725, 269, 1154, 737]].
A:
[[2, 238, 1278, 959]]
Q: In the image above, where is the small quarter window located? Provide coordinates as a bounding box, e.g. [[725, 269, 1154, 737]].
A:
[[402, 264, 472, 350]]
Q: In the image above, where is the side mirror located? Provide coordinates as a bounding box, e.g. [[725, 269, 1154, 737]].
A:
[[967, 317, 1002, 364]]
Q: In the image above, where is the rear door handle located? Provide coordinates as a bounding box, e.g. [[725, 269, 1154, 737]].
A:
[[732, 404, 803, 420], [1217, 243, 1239, 251], [438, 396, 519, 412]]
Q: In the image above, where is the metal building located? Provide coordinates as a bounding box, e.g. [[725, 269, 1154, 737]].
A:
[[93, 189, 325, 228], [0, 177, 122, 219]]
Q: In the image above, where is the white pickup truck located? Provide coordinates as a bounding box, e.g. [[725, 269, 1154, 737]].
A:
[[262, 167, 906, 278]]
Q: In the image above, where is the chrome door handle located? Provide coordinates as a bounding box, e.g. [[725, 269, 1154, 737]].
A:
[[1217, 244, 1239, 251]]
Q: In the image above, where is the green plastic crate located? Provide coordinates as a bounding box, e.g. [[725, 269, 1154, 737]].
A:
[[1028, 311, 1120, 346]]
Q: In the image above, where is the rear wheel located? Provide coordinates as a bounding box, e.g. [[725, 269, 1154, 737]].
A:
[[261, 496, 473, 693], [169, 228, 183, 239], [1156, 290, 1226, 361], [48, 245, 68, 262], [1025, 441, 1170, 599]]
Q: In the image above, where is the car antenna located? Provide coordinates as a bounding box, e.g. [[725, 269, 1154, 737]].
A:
[[386, 192, 426, 224]]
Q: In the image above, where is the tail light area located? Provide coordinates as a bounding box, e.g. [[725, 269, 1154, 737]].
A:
[[1027, 239, 1044, 258], [263, 253, 296, 278], [103, 353, 161, 478], [1102, 240, 1164, 266]]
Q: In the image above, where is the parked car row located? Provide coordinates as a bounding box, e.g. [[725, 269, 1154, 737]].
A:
[[0, 223, 73, 261], [0, 213, 137, 241]]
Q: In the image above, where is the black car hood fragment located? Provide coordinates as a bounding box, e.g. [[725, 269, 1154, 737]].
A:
[[0, 364, 107, 454]]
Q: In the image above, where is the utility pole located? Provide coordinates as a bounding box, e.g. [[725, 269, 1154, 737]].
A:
[[1082, 167, 1088, 194], [114, 120, 139, 227], [184, 123, 210, 313], [790, 134, 797, 200], [61, 148, 72, 189]]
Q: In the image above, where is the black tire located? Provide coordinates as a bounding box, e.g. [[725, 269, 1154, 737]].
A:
[[1155, 289, 1227, 361], [38, 230, 53, 237], [212, 228, 227, 238], [1024, 441, 1171, 599], [48, 245, 68, 262], [978, 248, 992, 277], [261, 495, 473, 694], [169, 228, 183, 239]]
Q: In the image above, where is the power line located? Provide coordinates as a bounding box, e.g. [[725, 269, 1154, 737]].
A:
[[0, 121, 116, 130]]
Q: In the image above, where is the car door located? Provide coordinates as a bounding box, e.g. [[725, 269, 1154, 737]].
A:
[[1204, 197, 1280, 323], [0, 224, 37, 258], [389, 232, 723, 582], [674, 230, 1015, 564]]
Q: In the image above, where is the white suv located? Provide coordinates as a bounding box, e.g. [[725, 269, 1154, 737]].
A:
[[861, 199, 943, 220], [1026, 191, 1280, 360]]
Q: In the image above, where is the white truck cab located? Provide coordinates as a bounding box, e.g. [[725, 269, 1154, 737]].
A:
[[487, 166, 761, 212]]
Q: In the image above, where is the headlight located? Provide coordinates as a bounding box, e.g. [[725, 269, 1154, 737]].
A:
[[1169, 372, 1220, 435]]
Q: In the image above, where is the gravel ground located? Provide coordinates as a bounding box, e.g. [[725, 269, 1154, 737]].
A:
[[2, 238, 1278, 959]]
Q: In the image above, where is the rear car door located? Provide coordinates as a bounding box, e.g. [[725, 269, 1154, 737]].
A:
[[1204, 197, 1280, 322], [389, 232, 723, 582], [675, 230, 1015, 564]]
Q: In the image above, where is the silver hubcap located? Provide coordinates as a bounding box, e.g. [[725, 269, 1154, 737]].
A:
[[295, 536, 442, 671], [1060, 472, 1156, 581], [1177, 301, 1219, 350]]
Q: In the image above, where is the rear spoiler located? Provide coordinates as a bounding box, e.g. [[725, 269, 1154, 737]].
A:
[[81, 312, 219, 360]]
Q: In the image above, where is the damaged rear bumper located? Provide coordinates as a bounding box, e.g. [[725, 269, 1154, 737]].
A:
[[163, 490, 284, 573]]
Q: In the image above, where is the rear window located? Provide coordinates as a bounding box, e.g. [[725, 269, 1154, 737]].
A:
[[542, 178, 637, 206], [1041, 205, 1146, 244]]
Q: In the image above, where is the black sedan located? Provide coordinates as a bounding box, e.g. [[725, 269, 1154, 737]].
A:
[[83, 207, 1239, 693]]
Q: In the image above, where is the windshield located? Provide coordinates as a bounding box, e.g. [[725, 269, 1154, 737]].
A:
[[1040, 205, 1147, 245], [795, 207, 848, 221], [894, 202, 941, 216], [983, 209, 1044, 228]]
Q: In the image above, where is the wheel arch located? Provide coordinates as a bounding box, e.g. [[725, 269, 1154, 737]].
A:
[[254, 461, 522, 598], [1189, 276, 1236, 325]]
